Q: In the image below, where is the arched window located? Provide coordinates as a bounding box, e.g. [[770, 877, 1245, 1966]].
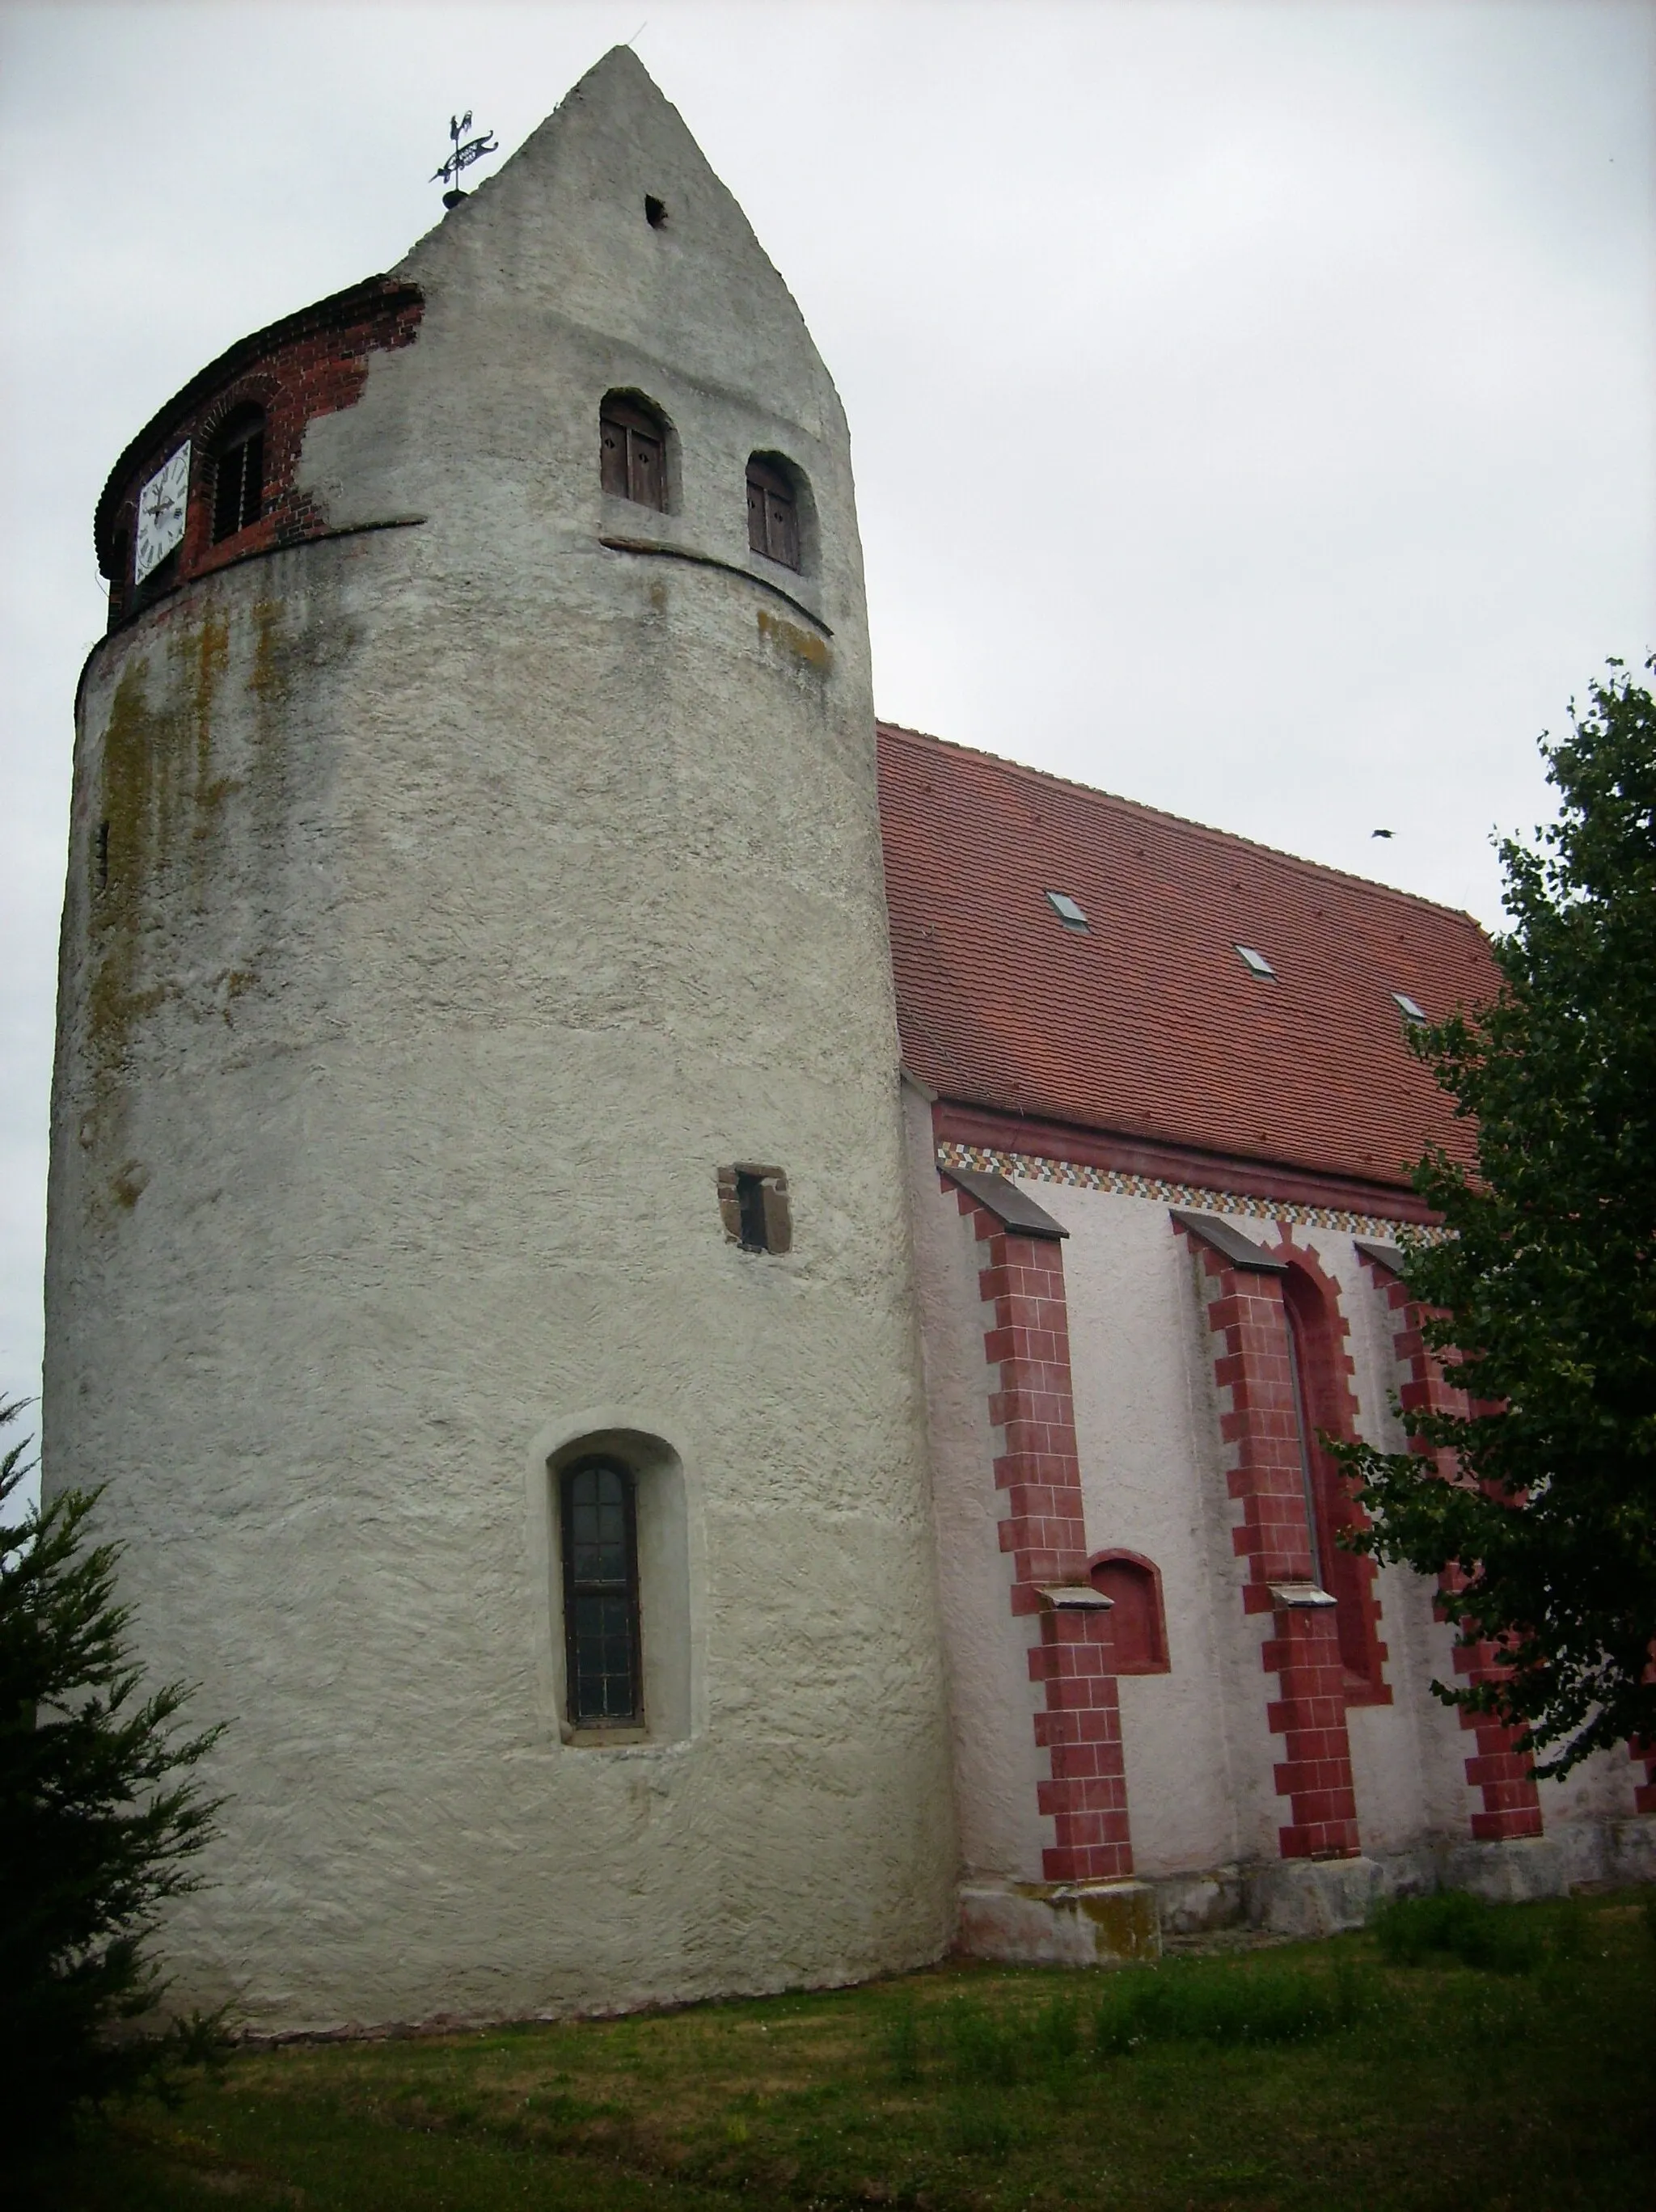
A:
[[1088, 1551, 1169, 1674], [211, 405, 265, 543], [600, 393, 669, 510], [746, 453, 801, 570], [560, 1458, 642, 1725], [1282, 1268, 1384, 1694]]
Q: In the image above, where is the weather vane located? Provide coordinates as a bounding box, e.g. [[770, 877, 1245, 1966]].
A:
[[433, 111, 498, 208]]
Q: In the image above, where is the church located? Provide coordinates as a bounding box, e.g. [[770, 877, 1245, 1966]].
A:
[[44, 48, 1653, 2033]]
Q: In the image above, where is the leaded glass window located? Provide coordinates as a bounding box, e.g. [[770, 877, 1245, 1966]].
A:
[[560, 1459, 642, 1726]]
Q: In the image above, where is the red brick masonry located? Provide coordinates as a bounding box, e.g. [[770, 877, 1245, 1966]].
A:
[[952, 1179, 1134, 1884], [1177, 1217, 1362, 1860], [97, 275, 424, 627], [1358, 1246, 1544, 1843]]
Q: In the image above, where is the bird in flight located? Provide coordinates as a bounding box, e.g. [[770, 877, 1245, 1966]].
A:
[[1371, 829, 1395, 839]]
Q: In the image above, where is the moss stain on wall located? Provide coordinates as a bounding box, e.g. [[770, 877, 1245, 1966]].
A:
[[85, 607, 233, 1178]]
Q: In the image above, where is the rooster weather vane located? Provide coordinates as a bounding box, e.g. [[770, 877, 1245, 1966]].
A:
[[434, 112, 499, 207]]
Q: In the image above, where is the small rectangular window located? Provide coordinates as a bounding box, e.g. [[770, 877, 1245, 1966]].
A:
[[1392, 991, 1426, 1023], [1046, 890, 1088, 929], [1235, 943, 1275, 978], [717, 1163, 792, 1253]]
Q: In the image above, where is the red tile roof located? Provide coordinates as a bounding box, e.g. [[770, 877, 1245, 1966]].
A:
[[877, 722, 1498, 1194]]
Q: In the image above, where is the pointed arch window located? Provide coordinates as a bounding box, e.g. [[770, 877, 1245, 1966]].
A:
[[600, 393, 669, 510], [746, 454, 801, 570], [211, 405, 265, 543], [560, 1458, 643, 1725], [1282, 1268, 1386, 1698]]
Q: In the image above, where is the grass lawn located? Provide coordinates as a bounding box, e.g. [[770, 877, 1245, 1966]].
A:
[[25, 1889, 1656, 2212]]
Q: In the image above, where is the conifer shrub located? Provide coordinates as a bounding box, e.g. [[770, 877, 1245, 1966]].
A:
[[0, 1401, 226, 2160]]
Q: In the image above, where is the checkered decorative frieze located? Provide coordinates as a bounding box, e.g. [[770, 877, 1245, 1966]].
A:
[[936, 1142, 1442, 1243]]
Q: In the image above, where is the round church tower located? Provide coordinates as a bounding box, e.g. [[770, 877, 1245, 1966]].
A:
[[45, 49, 956, 2029]]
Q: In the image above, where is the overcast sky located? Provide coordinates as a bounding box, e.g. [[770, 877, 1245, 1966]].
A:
[[1, 0, 1652, 1461]]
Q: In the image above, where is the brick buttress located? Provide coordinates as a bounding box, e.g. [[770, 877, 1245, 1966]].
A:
[[948, 1172, 1134, 1884], [1358, 1246, 1544, 1843], [1177, 1214, 1362, 1860]]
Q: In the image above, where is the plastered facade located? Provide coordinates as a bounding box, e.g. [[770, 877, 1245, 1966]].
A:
[[46, 51, 956, 2031], [904, 1131, 1648, 1916]]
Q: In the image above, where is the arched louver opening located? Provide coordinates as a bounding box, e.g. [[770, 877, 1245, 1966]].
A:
[[600, 392, 670, 511], [211, 405, 265, 543]]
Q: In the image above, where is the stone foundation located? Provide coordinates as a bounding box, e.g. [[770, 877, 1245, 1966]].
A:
[[957, 1880, 1161, 1965], [1151, 1817, 1656, 1944], [1245, 1855, 1384, 1936]]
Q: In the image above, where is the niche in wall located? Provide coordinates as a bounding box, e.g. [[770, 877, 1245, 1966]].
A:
[[1088, 1550, 1169, 1674]]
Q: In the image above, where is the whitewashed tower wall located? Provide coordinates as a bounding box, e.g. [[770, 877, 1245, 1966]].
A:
[[45, 50, 956, 2030]]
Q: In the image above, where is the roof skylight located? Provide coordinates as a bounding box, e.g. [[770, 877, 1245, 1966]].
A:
[[1392, 991, 1426, 1023], [1046, 890, 1088, 930], [1234, 943, 1275, 978]]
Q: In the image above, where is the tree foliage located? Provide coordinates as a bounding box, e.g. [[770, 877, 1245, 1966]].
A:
[[1335, 661, 1656, 1775], [0, 1399, 225, 2155]]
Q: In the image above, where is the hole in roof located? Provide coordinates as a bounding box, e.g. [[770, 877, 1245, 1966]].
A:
[[1235, 943, 1275, 978], [1046, 890, 1088, 930], [645, 194, 668, 228], [1392, 991, 1426, 1023]]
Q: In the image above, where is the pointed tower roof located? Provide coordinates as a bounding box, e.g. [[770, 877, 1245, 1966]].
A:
[[399, 47, 839, 434]]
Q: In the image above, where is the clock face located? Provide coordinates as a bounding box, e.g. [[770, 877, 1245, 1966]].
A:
[[133, 441, 192, 583]]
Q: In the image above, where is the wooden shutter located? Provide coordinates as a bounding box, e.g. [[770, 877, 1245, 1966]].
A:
[[628, 425, 665, 509], [602, 398, 668, 510], [765, 486, 798, 569], [746, 458, 800, 570], [600, 413, 630, 498]]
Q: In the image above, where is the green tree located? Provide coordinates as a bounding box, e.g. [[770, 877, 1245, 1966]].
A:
[[1336, 660, 1656, 1775], [0, 1399, 225, 2155]]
